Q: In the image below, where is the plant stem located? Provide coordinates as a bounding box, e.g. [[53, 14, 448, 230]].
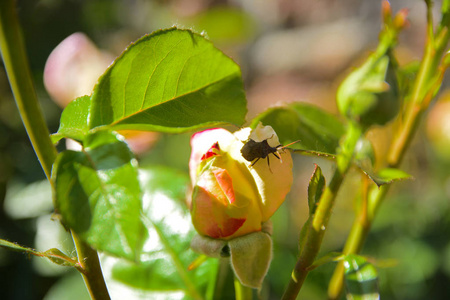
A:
[[281, 122, 362, 300], [328, 2, 450, 298], [234, 276, 253, 300], [0, 1, 110, 299], [327, 185, 388, 299], [72, 233, 111, 299], [0, 0, 57, 180]]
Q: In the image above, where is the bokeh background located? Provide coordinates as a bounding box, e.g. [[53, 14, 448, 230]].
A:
[[1, 0, 450, 299]]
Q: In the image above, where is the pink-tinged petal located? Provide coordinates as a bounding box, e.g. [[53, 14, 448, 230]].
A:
[[212, 169, 235, 204], [234, 124, 294, 221], [191, 185, 246, 239], [191, 166, 264, 240], [189, 128, 235, 185], [206, 218, 247, 239], [44, 33, 113, 107], [201, 142, 220, 161], [189, 125, 291, 240]]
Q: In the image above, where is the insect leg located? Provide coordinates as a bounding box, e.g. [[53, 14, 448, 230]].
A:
[[267, 155, 273, 173], [250, 158, 260, 167]]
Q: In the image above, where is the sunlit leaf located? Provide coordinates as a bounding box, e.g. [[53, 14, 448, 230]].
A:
[[361, 167, 412, 187], [307, 252, 344, 271], [0, 239, 76, 268], [107, 166, 218, 299], [89, 28, 247, 133], [52, 130, 146, 261], [307, 164, 326, 216], [0, 238, 40, 254], [251, 103, 345, 156], [51, 95, 91, 143], [43, 248, 77, 267]]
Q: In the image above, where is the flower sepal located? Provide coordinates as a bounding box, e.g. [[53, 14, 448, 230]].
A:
[[191, 221, 273, 289]]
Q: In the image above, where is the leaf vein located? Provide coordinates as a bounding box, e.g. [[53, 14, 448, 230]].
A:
[[140, 37, 190, 111], [111, 72, 239, 125]]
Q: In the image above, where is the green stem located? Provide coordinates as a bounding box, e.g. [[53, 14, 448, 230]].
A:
[[327, 2, 450, 299], [328, 185, 388, 299], [281, 122, 362, 300], [0, 0, 57, 180], [234, 276, 253, 300], [0, 1, 110, 299], [209, 259, 229, 300], [72, 233, 111, 299]]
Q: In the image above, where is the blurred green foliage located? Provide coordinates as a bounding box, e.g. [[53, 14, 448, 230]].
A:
[[1, 0, 450, 299]]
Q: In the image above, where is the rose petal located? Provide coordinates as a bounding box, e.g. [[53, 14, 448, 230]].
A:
[[191, 185, 246, 239], [44, 32, 113, 107], [232, 124, 293, 221], [189, 128, 235, 185], [192, 166, 263, 240]]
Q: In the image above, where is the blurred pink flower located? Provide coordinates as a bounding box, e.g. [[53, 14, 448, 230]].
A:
[[44, 33, 157, 154], [44, 32, 114, 107]]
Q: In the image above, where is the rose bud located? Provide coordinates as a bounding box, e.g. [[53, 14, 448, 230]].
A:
[[189, 124, 293, 240]]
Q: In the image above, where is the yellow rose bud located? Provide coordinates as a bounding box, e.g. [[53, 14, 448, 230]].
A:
[[189, 124, 293, 240]]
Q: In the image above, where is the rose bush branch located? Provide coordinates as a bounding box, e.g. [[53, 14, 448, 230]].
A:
[[0, 1, 110, 299], [280, 121, 362, 300], [282, 2, 406, 298], [328, 1, 450, 298], [0, 0, 57, 180]]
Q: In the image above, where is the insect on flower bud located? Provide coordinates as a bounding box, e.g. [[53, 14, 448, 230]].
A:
[[189, 124, 293, 240]]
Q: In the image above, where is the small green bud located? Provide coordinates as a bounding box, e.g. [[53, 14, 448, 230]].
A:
[[337, 52, 400, 129]]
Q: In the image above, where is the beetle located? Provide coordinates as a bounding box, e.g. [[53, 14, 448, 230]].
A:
[[240, 136, 299, 171]]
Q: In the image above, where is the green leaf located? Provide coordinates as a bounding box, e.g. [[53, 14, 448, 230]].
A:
[[361, 167, 413, 187], [89, 27, 247, 133], [337, 55, 399, 128], [251, 103, 345, 156], [51, 95, 91, 143], [307, 252, 344, 271], [0, 239, 76, 268], [43, 248, 77, 267], [52, 130, 146, 261], [307, 164, 326, 216], [298, 218, 311, 254], [343, 254, 379, 300], [354, 137, 376, 167], [109, 166, 218, 299], [0, 238, 40, 254]]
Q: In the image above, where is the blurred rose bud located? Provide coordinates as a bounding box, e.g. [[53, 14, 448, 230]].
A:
[[44, 33, 157, 154], [189, 124, 293, 240], [337, 1, 405, 130], [337, 51, 399, 129], [44, 32, 114, 107]]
